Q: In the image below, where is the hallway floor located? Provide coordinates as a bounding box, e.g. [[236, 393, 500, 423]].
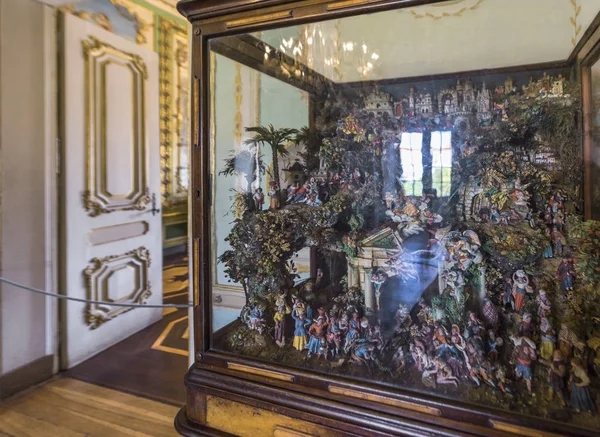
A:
[[0, 378, 180, 437], [66, 253, 190, 406]]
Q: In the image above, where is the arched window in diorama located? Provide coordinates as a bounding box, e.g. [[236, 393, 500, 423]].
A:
[[431, 130, 453, 197], [399, 132, 423, 196]]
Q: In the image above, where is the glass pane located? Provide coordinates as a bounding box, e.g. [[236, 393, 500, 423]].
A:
[[207, 1, 600, 431]]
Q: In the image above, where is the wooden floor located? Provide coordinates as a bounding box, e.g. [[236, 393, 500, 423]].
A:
[[66, 253, 189, 406], [0, 378, 180, 437]]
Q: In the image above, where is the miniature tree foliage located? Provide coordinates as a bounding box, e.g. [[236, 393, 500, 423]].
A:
[[244, 125, 299, 192]]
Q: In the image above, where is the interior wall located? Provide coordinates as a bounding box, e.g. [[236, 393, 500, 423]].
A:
[[0, 0, 53, 376]]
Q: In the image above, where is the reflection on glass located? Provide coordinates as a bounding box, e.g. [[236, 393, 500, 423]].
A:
[[207, 1, 600, 432], [431, 131, 452, 197], [399, 132, 423, 196]]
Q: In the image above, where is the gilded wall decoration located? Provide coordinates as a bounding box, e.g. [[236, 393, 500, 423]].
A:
[[407, 0, 484, 20], [61, 0, 153, 49], [571, 0, 583, 46], [82, 37, 151, 216], [83, 246, 152, 329], [234, 63, 244, 144], [159, 17, 190, 201]]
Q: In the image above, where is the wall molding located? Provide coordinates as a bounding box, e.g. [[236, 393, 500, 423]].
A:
[[0, 355, 54, 400]]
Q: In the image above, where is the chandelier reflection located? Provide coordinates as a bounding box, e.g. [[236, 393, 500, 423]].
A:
[[272, 20, 382, 81]]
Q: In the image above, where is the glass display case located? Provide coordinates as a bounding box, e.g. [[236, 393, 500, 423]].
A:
[[178, 1, 600, 436]]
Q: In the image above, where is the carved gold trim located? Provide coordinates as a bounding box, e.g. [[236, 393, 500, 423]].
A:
[[226, 363, 295, 382], [328, 385, 442, 416], [225, 11, 292, 29], [83, 246, 152, 329], [159, 18, 190, 201], [234, 63, 243, 144], [82, 37, 150, 217], [490, 421, 564, 437], [570, 0, 582, 46], [327, 0, 375, 11]]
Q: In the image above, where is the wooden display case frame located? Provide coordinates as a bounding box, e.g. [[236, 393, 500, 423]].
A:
[[177, 1, 600, 435]]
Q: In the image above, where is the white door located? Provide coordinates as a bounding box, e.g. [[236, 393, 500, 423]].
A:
[[60, 12, 162, 369]]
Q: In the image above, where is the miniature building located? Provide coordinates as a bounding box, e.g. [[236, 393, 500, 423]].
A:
[[361, 80, 492, 120], [283, 160, 306, 186], [346, 227, 399, 313], [363, 90, 393, 117]]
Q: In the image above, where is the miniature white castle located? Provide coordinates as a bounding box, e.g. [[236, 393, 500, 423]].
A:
[[363, 80, 492, 120], [363, 90, 393, 117]]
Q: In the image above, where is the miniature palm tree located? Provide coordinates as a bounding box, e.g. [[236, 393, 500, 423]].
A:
[[244, 124, 299, 194]]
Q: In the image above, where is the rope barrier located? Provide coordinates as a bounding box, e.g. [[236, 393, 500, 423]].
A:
[[0, 277, 194, 309]]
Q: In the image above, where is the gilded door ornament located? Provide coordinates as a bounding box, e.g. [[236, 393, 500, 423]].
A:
[[82, 36, 151, 217], [159, 18, 190, 202], [83, 247, 152, 329]]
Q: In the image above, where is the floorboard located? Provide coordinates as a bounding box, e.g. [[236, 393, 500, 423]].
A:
[[0, 378, 180, 437]]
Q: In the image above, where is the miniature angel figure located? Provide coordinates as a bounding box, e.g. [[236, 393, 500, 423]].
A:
[[512, 270, 533, 313], [556, 258, 575, 292], [570, 358, 596, 415], [268, 181, 280, 209], [291, 303, 311, 351], [547, 350, 567, 406], [274, 295, 291, 347], [511, 336, 537, 394], [253, 188, 265, 211], [307, 317, 328, 358], [536, 290, 552, 319]]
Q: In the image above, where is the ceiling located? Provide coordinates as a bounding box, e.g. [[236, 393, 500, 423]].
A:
[[253, 0, 600, 83]]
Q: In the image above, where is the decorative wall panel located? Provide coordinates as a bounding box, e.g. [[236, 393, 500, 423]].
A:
[[159, 18, 190, 201], [83, 246, 152, 329], [82, 37, 150, 216]]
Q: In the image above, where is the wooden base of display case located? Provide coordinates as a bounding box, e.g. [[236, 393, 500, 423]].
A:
[[175, 365, 594, 437]]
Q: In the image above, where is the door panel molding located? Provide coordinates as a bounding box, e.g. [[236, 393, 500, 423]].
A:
[[82, 36, 151, 216], [83, 246, 152, 329]]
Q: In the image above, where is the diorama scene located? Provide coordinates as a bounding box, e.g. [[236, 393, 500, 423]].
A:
[[208, 0, 600, 433]]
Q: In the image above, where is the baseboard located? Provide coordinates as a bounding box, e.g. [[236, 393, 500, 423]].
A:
[[0, 354, 55, 400]]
